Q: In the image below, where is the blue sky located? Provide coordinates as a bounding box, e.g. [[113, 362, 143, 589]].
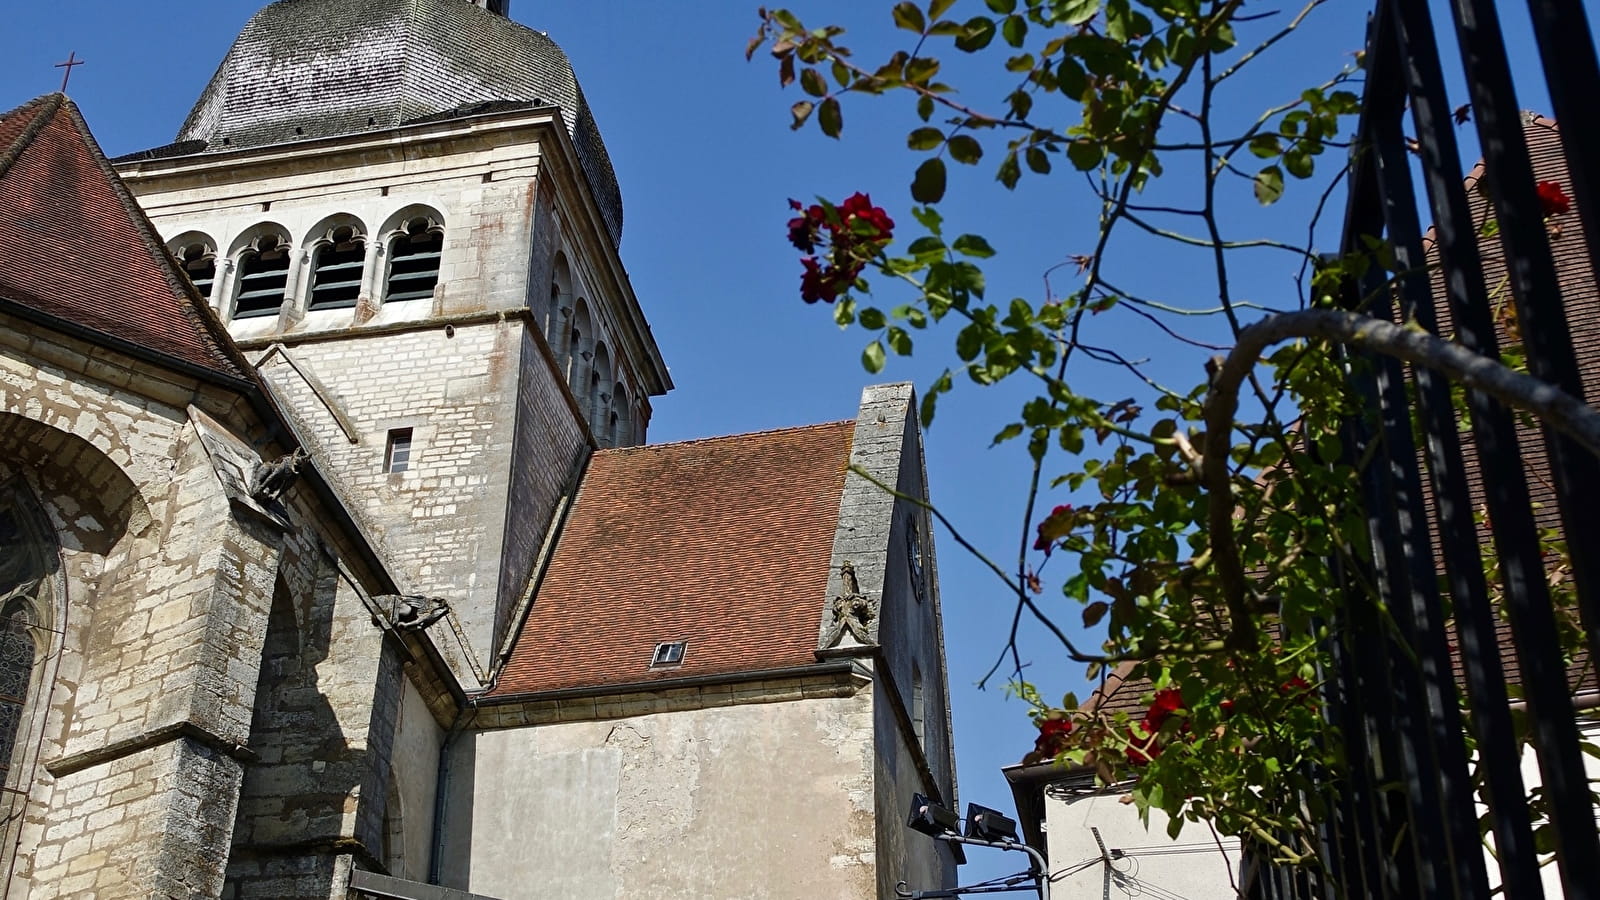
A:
[[0, 0, 1562, 888]]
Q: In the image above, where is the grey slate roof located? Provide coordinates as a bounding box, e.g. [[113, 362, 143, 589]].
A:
[[171, 0, 622, 245]]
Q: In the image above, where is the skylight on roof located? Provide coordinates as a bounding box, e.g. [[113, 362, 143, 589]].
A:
[[650, 641, 686, 668]]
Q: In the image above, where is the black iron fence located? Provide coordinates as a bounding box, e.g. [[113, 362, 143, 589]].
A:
[[1254, 1, 1600, 897]]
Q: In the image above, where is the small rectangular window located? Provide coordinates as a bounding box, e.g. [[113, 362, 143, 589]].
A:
[[384, 428, 413, 473], [651, 641, 686, 667]]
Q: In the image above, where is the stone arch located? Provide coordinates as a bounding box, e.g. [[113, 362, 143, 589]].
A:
[[301, 213, 371, 312], [545, 252, 574, 350], [0, 413, 151, 554], [590, 342, 612, 445], [567, 299, 594, 404], [166, 230, 220, 306]]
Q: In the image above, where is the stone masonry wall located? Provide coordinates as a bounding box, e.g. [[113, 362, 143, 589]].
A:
[[258, 320, 524, 675], [0, 329, 284, 898]]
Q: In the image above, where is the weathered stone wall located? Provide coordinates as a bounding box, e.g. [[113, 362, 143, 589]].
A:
[[223, 549, 394, 900], [823, 384, 960, 897], [0, 325, 284, 897], [256, 321, 524, 670], [442, 684, 878, 899]]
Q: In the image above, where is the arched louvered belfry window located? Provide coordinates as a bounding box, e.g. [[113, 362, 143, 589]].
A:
[[172, 238, 218, 304], [234, 232, 292, 318], [308, 224, 366, 310], [612, 382, 632, 447], [386, 217, 444, 303], [0, 483, 57, 804]]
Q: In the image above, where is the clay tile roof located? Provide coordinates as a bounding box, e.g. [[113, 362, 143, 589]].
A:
[[491, 421, 856, 696], [0, 95, 248, 383]]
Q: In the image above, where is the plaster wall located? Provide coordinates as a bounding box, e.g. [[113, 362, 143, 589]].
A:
[[441, 690, 879, 899], [1042, 786, 1241, 899], [385, 675, 444, 883], [1484, 716, 1600, 897]]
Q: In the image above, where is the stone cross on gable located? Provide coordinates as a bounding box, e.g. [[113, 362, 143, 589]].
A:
[[54, 52, 85, 93]]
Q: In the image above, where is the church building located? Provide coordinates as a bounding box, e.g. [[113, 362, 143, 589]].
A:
[[0, 1, 959, 897]]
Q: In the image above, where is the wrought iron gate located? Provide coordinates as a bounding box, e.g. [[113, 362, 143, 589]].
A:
[[1255, 1, 1600, 897]]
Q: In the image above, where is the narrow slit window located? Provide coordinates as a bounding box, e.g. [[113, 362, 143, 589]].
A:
[[384, 428, 414, 474], [386, 218, 444, 302], [235, 235, 291, 318], [912, 664, 926, 745], [650, 641, 685, 667], [309, 226, 365, 310], [178, 242, 217, 302]]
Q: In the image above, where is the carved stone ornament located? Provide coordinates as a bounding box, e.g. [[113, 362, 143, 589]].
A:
[[374, 594, 451, 632], [248, 448, 308, 504], [821, 561, 878, 648]]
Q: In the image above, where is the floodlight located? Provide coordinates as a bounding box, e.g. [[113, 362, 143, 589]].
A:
[[964, 803, 1019, 842], [907, 793, 960, 837]]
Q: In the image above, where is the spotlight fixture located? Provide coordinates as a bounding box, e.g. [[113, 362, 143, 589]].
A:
[[907, 793, 960, 837], [964, 803, 1019, 842]]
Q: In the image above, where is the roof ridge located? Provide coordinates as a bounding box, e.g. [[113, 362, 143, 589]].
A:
[[598, 419, 856, 454], [56, 99, 251, 383], [0, 94, 64, 185]]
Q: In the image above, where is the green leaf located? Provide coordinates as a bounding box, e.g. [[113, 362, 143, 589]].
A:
[[1082, 601, 1109, 627], [1067, 139, 1103, 170], [818, 97, 843, 138], [1025, 146, 1051, 174], [1002, 14, 1027, 47], [908, 127, 944, 150], [858, 307, 887, 330], [954, 16, 997, 52], [917, 95, 935, 121], [984, 0, 1016, 12], [789, 100, 814, 130], [911, 205, 943, 233], [887, 326, 913, 355], [991, 422, 1024, 445], [892, 1, 926, 32], [831, 60, 852, 87], [906, 56, 941, 84], [1056, 57, 1088, 100], [1248, 134, 1282, 159], [931, 0, 959, 18], [800, 67, 828, 98], [947, 135, 983, 164], [1253, 165, 1285, 205], [1059, 0, 1102, 25], [907, 235, 946, 256], [1284, 147, 1314, 179], [912, 157, 948, 203], [862, 340, 887, 373], [952, 234, 996, 258]]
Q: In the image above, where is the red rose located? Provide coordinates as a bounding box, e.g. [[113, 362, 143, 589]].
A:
[[1537, 181, 1571, 217], [1144, 688, 1184, 730]]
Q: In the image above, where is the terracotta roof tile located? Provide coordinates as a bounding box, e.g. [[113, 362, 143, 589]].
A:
[[0, 94, 247, 383], [491, 421, 855, 696]]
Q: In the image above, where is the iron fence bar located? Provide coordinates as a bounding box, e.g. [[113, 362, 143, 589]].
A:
[[1337, 367, 1428, 898], [1449, 0, 1600, 691], [1364, 261, 1492, 899], [1367, 91, 1544, 900], [1387, 0, 1600, 893]]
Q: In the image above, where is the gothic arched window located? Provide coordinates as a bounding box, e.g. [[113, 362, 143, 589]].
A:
[[309, 224, 366, 310], [0, 484, 56, 790], [234, 232, 292, 319], [386, 217, 444, 302]]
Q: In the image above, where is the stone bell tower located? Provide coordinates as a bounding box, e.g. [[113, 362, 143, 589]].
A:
[[115, 0, 672, 686]]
